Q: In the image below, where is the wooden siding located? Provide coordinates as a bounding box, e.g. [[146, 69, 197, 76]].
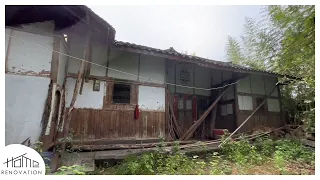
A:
[[69, 109, 165, 140], [237, 111, 283, 133]]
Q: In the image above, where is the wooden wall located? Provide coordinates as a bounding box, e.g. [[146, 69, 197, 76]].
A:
[[235, 74, 284, 133], [237, 112, 283, 133], [69, 109, 165, 140]]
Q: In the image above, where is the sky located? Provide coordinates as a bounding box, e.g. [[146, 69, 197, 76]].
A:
[[88, 5, 263, 61]]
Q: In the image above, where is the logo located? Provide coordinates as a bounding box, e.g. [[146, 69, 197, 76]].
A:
[[0, 144, 45, 176]]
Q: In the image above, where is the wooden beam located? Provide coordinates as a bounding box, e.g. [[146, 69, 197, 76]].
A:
[[79, 14, 92, 94], [5, 29, 13, 73], [62, 11, 91, 152], [71, 140, 197, 151], [180, 86, 230, 140], [50, 36, 61, 83]]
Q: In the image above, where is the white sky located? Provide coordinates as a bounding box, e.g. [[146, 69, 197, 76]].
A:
[[88, 5, 263, 61]]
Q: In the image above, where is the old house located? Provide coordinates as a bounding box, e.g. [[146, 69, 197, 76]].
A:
[[5, 5, 292, 151]]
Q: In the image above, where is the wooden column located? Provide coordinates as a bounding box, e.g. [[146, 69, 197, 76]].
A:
[[62, 12, 91, 151]]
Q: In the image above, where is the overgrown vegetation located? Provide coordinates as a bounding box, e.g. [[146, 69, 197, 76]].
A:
[[225, 5, 315, 134], [93, 137, 314, 175]]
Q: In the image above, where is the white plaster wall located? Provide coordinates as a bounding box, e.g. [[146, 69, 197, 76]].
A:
[[7, 29, 53, 74], [138, 86, 165, 111], [108, 49, 139, 81], [65, 78, 105, 109], [20, 21, 55, 34], [139, 54, 165, 84], [265, 76, 279, 97], [267, 98, 281, 112], [251, 75, 266, 95], [176, 62, 194, 94], [238, 95, 253, 110], [237, 76, 251, 93], [57, 40, 68, 86], [5, 74, 50, 145], [195, 65, 211, 96], [91, 42, 108, 76], [67, 35, 108, 76], [67, 35, 85, 74]]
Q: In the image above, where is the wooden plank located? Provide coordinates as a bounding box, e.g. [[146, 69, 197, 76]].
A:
[[135, 111, 140, 138], [106, 111, 113, 139], [71, 140, 198, 151], [143, 112, 148, 138], [129, 111, 135, 137]]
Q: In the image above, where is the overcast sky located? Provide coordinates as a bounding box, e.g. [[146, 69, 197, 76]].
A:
[[88, 5, 263, 61]]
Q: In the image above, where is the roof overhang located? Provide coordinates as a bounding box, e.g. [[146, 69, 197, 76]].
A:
[[5, 5, 115, 40]]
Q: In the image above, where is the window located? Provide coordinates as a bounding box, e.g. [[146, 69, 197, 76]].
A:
[[256, 97, 267, 113], [113, 83, 131, 104]]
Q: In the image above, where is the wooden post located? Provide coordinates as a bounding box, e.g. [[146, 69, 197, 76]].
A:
[[62, 12, 91, 151]]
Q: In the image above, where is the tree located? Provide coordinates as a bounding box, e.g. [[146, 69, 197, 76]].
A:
[[225, 5, 315, 132]]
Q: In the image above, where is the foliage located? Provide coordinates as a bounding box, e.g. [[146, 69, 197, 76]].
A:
[[54, 165, 86, 175], [115, 141, 232, 175], [274, 139, 315, 164], [225, 5, 315, 132], [220, 136, 265, 165], [99, 137, 314, 175]]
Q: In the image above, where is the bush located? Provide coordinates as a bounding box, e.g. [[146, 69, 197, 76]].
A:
[[274, 139, 315, 164], [220, 136, 265, 165]]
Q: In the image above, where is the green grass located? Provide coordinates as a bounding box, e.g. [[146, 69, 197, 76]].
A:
[[84, 137, 316, 175]]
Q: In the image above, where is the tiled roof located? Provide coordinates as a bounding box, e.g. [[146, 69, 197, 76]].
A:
[[114, 41, 295, 78]]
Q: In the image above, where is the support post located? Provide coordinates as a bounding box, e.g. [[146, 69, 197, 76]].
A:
[[62, 12, 91, 152]]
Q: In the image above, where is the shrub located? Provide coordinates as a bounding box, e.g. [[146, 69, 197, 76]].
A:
[[274, 139, 315, 164], [220, 136, 265, 165]]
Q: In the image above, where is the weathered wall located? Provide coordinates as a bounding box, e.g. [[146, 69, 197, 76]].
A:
[[6, 28, 53, 76], [267, 99, 281, 112], [237, 95, 253, 110], [139, 54, 165, 83], [237, 75, 280, 111], [211, 70, 223, 86], [20, 21, 55, 34], [5, 24, 56, 145], [65, 78, 105, 109], [5, 28, 11, 55], [251, 75, 266, 95], [67, 35, 108, 76], [69, 109, 165, 140], [237, 76, 251, 93], [108, 49, 139, 81], [175, 62, 194, 94], [236, 74, 283, 132], [195, 65, 211, 96], [138, 86, 165, 111], [5, 74, 50, 145]]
